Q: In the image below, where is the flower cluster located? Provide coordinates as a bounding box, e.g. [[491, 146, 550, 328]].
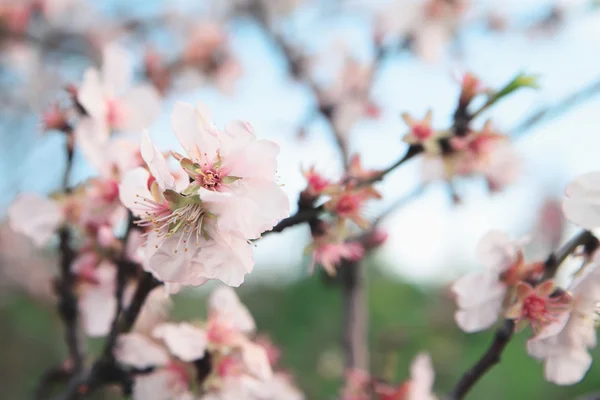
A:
[[119, 102, 289, 290], [115, 286, 303, 400], [401, 72, 530, 196], [300, 155, 383, 276], [451, 167, 600, 386], [341, 353, 437, 400]]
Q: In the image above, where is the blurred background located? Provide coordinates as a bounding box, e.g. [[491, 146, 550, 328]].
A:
[[2, 0, 600, 398]]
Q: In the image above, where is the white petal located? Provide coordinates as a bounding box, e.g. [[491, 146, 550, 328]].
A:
[[118, 84, 162, 132], [170, 102, 219, 163], [78, 68, 107, 120], [208, 286, 255, 333], [190, 230, 254, 287], [133, 369, 190, 400], [8, 193, 63, 247], [475, 230, 519, 272], [152, 322, 208, 362], [452, 271, 506, 309], [102, 43, 133, 94], [545, 349, 592, 385], [141, 131, 175, 190], [74, 117, 111, 173], [118, 167, 153, 216], [80, 285, 117, 337], [454, 292, 504, 333], [202, 179, 289, 239], [239, 339, 273, 381], [408, 353, 436, 400], [115, 332, 170, 368]]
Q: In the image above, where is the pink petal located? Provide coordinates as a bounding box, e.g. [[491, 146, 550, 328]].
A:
[[115, 332, 170, 368], [152, 322, 208, 362], [8, 193, 63, 247]]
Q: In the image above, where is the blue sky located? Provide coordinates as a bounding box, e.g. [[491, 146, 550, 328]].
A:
[[3, 0, 600, 286]]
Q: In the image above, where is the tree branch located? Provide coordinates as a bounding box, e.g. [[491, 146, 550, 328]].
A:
[[339, 260, 369, 370], [261, 205, 325, 237]]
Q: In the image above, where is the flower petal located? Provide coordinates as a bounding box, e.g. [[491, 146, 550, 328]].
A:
[[115, 332, 170, 368], [8, 193, 63, 247], [152, 322, 208, 362]]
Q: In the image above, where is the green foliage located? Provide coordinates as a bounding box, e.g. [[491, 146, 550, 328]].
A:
[[2, 264, 600, 399]]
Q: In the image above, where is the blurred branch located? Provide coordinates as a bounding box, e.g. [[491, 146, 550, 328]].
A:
[[339, 259, 369, 370], [512, 76, 600, 138], [448, 229, 599, 399], [56, 143, 83, 374], [448, 319, 515, 400]]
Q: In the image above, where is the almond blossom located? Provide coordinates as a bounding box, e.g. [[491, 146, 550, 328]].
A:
[[452, 230, 543, 332], [375, 353, 437, 400], [119, 103, 289, 288], [527, 258, 600, 385], [562, 171, 600, 230], [115, 286, 283, 400], [75, 43, 161, 161], [8, 192, 70, 247]]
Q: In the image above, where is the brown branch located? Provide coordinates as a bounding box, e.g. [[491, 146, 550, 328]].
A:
[[448, 230, 598, 399], [261, 205, 325, 237], [448, 319, 515, 400], [339, 259, 369, 370]]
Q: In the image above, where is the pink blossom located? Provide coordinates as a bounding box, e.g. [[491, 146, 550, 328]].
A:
[[119, 103, 289, 288], [152, 322, 208, 362], [8, 193, 65, 247], [115, 332, 170, 369], [452, 231, 542, 332], [562, 171, 600, 230], [133, 367, 194, 400], [303, 166, 331, 197], [208, 286, 255, 334], [77, 261, 118, 337], [310, 241, 365, 276], [75, 43, 161, 158], [527, 261, 600, 385]]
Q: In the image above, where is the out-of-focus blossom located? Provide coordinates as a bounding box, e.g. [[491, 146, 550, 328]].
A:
[[302, 166, 331, 197], [326, 187, 381, 229], [527, 259, 600, 385], [76, 259, 118, 337], [0, 2, 32, 34], [317, 58, 379, 133], [346, 154, 380, 184], [41, 102, 70, 132], [375, 353, 437, 400], [75, 43, 161, 158], [341, 353, 436, 400], [153, 322, 208, 362], [133, 366, 194, 400], [309, 238, 364, 276], [8, 193, 67, 247], [452, 231, 543, 332], [375, 0, 468, 62], [119, 103, 289, 288], [208, 286, 255, 334], [115, 332, 170, 369], [562, 171, 600, 230], [401, 110, 444, 153]]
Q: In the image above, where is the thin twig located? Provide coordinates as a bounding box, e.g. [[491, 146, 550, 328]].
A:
[[261, 205, 325, 237], [512, 77, 600, 138]]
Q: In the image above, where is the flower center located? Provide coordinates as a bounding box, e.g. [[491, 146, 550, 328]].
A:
[[412, 124, 433, 140], [335, 194, 361, 217], [195, 167, 222, 190], [522, 295, 549, 322]]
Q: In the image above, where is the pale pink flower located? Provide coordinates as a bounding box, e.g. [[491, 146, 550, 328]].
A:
[[115, 332, 170, 369], [8, 193, 65, 247], [562, 171, 600, 230], [452, 231, 542, 332], [133, 366, 194, 400], [152, 322, 208, 362], [208, 286, 255, 334], [77, 260, 118, 337], [133, 286, 173, 334], [119, 103, 288, 288], [76, 43, 161, 155], [527, 261, 600, 385], [309, 241, 365, 276], [407, 353, 437, 400], [170, 102, 289, 238]]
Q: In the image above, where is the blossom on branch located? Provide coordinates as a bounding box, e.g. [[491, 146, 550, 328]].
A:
[[119, 102, 289, 288], [452, 230, 543, 332], [527, 256, 600, 385], [562, 171, 600, 230], [75, 43, 162, 158]]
